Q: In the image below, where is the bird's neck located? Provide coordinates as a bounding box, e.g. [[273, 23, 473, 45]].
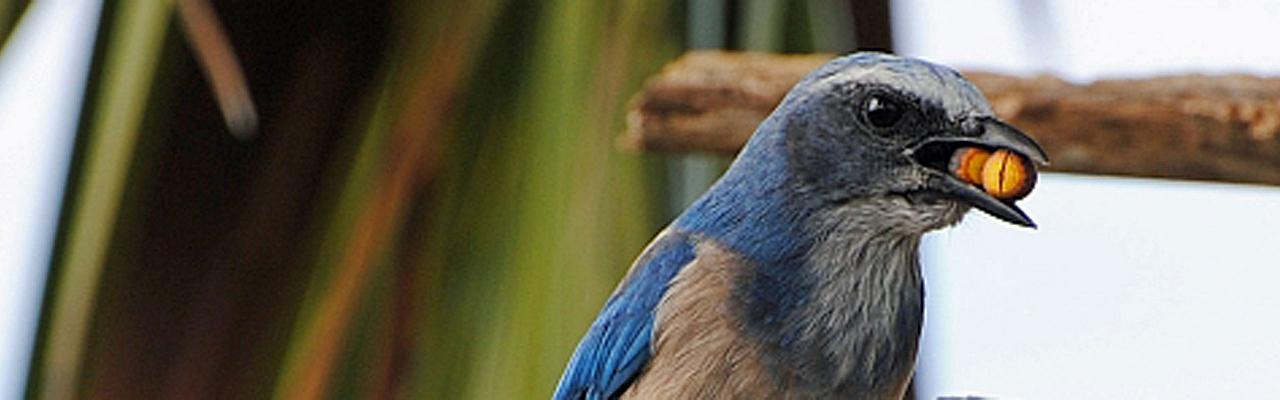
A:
[[734, 200, 928, 398]]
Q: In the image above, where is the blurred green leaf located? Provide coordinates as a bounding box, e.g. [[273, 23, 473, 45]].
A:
[[421, 1, 680, 397], [0, 0, 31, 50], [272, 1, 504, 399], [23, 1, 868, 399], [29, 1, 173, 399]]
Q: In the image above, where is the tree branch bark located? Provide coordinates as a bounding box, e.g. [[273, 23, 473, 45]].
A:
[[623, 51, 1280, 185]]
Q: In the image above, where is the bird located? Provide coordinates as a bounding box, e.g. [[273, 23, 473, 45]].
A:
[[552, 52, 1048, 399]]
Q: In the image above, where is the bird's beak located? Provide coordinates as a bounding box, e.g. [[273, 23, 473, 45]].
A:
[[906, 117, 1049, 228]]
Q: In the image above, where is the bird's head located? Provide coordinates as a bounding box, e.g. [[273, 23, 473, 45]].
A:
[[775, 52, 1047, 230]]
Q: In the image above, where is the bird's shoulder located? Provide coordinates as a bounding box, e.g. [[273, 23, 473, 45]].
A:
[[621, 239, 788, 399], [552, 229, 699, 400]]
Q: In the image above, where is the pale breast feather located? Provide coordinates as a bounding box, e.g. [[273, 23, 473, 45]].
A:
[[622, 239, 793, 399]]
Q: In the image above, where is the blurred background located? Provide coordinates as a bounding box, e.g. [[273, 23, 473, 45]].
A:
[[2, 0, 1279, 399]]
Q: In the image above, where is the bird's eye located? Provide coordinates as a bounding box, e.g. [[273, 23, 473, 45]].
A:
[[863, 95, 903, 128]]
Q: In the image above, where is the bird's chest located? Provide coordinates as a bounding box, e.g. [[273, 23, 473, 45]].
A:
[[630, 236, 925, 399], [741, 233, 926, 398]]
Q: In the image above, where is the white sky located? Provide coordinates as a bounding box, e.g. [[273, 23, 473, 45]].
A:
[[895, 1, 1280, 398], [919, 174, 1280, 399], [894, 0, 1280, 82], [0, 0, 101, 397]]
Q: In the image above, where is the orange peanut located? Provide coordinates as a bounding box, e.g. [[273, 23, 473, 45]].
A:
[[950, 147, 1036, 200]]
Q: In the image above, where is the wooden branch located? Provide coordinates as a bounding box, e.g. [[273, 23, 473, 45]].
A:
[[623, 51, 1280, 186]]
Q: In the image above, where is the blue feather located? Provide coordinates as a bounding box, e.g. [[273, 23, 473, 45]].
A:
[[675, 112, 819, 266], [552, 230, 696, 400]]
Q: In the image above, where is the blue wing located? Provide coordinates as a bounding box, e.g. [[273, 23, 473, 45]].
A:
[[552, 230, 697, 400]]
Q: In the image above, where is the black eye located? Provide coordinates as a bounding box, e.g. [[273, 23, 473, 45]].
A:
[[863, 95, 903, 128]]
